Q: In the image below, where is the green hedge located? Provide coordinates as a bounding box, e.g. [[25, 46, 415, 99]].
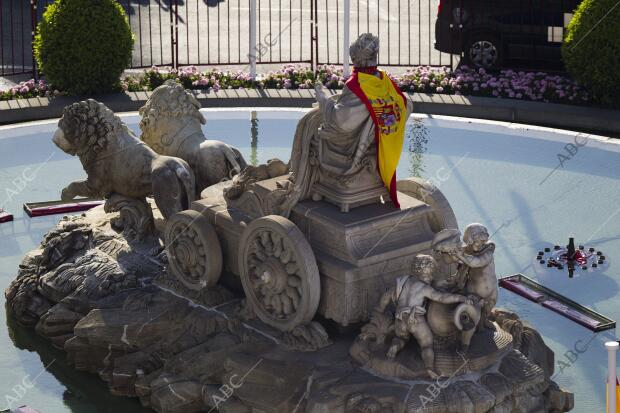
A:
[[34, 0, 134, 95], [562, 0, 620, 107]]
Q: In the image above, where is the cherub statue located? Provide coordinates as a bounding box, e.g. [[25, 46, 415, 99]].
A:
[[450, 223, 498, 330], [375, 254, 469, 378]]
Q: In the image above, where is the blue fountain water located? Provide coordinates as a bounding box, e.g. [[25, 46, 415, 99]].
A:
[[1, 109, 618, 412]]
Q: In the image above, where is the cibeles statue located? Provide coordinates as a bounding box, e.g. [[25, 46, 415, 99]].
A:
[[223, 33, 415, 217], [310, 33, 414, 211]]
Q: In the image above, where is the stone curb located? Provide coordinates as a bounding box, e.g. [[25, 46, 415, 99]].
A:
[[1, 89, 619, 136]]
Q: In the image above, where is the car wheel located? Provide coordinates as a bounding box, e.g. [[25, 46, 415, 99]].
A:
[[465, 35, 501, 69]]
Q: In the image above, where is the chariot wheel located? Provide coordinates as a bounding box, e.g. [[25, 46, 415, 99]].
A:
[[238, 215, 320, 332], [164, 210, 222, 290], [397, 177, 458, 232]]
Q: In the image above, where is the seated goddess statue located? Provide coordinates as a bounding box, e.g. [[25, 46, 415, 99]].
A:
[[285, 33, 414, 213], [225, 33, 414, 217]]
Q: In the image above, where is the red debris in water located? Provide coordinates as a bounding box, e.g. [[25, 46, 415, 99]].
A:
[[25, 201, 104, 217], [0, 210, 13, 223]]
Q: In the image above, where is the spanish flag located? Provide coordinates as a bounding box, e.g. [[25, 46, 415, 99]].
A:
[[346, 69, 408, 208]]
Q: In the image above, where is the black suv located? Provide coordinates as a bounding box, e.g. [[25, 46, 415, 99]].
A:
[[435, 0, 581, 70]]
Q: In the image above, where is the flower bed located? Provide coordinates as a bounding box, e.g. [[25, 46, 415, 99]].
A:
[[0, 78, 64, 100], [2, 64, 589, 106]]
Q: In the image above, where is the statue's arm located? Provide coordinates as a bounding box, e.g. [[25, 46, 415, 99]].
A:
[[425, 285, 467, 304], [454, 247, 494, 268], [61, 179, 97, 201]]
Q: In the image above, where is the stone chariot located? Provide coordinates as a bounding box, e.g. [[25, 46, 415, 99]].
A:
[[163, 136, 458, 333]]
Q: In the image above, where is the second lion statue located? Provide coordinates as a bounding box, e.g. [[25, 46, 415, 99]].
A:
[[139, 80, 247, 194]]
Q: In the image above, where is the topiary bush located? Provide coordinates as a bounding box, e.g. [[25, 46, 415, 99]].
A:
[[562, 0, 620, 107], [34, 0, 134, 95]]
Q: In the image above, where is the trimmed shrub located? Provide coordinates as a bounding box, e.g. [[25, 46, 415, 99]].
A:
[[562, 0, 620, 106], [34, 0, 134, 94]]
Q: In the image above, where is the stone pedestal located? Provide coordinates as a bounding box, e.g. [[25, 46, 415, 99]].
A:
[[350, 324, 514, 380], [194, 182, 436, 326]]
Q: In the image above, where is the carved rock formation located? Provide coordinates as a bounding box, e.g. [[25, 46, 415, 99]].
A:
[[5, 207, 573, 413]]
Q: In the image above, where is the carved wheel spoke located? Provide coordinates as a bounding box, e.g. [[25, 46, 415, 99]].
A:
[[164, 210, 222, 290], [239, 215, 320, 332]]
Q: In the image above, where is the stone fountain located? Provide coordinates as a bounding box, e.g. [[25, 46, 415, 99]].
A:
[[5, 34, 573, 413]]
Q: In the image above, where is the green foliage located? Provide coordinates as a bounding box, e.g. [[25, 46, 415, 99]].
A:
[[34, 0, 134, 95], [562, 0, 620, 106]]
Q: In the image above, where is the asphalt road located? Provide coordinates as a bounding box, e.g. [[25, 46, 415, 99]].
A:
[[1, 0, 455, 77]]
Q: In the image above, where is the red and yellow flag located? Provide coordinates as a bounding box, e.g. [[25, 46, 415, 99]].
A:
[[346, 69, 408, 208]]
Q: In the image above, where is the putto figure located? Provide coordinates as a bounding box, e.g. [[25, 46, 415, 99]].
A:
[[451, 223, 498, 329], [375, 254, 469, 378]]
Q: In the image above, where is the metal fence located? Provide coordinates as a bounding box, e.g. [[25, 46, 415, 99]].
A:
[[1, 0, 577, 78], [315, 0, 454, 68], [0, 1, 35, 76]]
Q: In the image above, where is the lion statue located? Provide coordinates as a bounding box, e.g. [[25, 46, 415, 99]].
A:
[[139, 80, 247, 195], [52, 99, 195, 237]]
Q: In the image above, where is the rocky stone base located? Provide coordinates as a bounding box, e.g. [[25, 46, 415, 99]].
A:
[[350, 323, 514, 380], [5, 207, 573, 413]]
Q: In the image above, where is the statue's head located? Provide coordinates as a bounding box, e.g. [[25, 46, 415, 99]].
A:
[[139, 80, 206, 150], [349, 33, 379, 68], [463, 223, 489, 252], [53, 99, 119, 158], [412, 254, 437, 284]]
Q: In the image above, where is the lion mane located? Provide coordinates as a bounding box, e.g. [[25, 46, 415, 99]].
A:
[[138, 79, 206, 131], [58, 99, 121, 160]]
